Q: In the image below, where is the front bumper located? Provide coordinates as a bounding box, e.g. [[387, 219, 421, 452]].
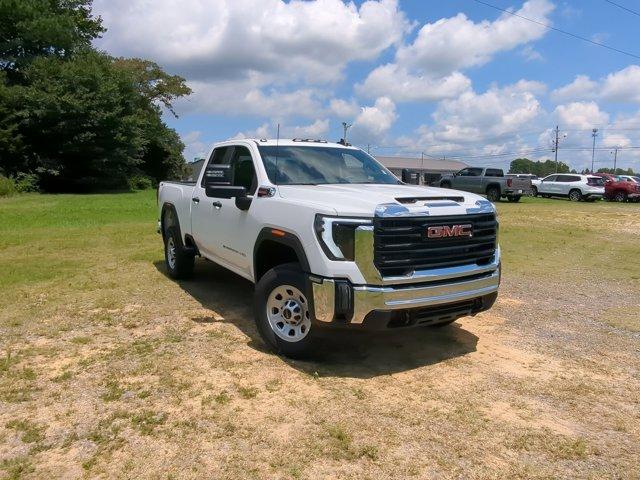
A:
[[311, 250, 501, 329]]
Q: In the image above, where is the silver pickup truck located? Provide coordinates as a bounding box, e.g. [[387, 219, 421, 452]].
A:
[[439, 167, 531, 202]]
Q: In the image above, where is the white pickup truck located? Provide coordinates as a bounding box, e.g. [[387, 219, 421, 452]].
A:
[[158, 139, 501, 357]]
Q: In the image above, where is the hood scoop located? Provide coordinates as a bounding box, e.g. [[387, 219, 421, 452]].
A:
[[395, 196, 464, 204]]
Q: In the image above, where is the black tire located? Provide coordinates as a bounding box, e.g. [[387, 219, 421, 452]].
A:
[[614, 191, 627, 202], [440, 181, 452, 189], [164, 226, 195, 279], [568, 189, 582, 202], [254, 263, 317, 358], [486, 186, 500, 202], [531, 186, 538, 197], [507, 195, 522, 203]]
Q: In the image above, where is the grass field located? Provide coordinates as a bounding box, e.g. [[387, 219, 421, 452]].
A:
[[0, 192, 639, 479]]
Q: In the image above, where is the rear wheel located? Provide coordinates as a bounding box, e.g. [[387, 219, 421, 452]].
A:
[[486, 187, 500, 202], [254, 263, 316, 358], [568, 189, 582, 202], [507, 195, 521, 203], [164, 226, 195, 279], [614, 191, 627, 202]]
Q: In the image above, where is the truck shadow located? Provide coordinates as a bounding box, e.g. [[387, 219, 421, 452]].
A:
[[154, 259, 478, 379]]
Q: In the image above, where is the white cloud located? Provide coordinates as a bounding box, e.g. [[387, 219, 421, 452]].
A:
[[181, 131, 209, 161], [551, 75, 598, 102], [93, 0, 410, 84], [233, 119, 330, 140], [554, 102, 609, 129], [431, 81, 545, 143], [357, 64, 471, 102], [521, 45, 544, 62], [358, 0, 553, 102], [395, 0, 554, 75], [350, 97, 397, 142], [601, 65, 640, 103], [178, 80, 325, 118], [328, 99, 361, 119], [551, 66, 640, 104]]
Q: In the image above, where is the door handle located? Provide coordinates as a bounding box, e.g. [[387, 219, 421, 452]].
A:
[[192, 197, 200, 204], [212, 201, 222, 209]]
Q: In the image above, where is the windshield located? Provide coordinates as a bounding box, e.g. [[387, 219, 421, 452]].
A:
[[257, 146, 399, 185]]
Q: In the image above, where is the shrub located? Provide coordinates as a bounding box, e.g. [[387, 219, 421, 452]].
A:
[[0, 175, 17, 196], [14, 173, 39, 193], [128, 175, 154, 190]]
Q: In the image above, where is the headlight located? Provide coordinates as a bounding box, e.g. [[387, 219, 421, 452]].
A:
[[314, 215, 372, 261]]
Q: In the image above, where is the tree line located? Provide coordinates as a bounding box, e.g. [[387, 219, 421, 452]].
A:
[[0, 0, 191, 192], [509, 158, 636, 177]]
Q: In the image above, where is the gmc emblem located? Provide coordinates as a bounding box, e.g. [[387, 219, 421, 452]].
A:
[[427, 224, 473, 239]]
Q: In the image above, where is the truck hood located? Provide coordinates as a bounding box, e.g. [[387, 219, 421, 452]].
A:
[[276, 184, 492, 217]]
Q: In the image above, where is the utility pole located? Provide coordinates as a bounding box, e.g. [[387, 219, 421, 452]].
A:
[[366, 144, 370, 154], [611, 147, 618, 172], [342, 122, 352, 144], [553, 125, 560, 172], [591, 128, 598, 173]]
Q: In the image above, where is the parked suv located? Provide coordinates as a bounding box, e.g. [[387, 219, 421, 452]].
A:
[[439, 167, 531, 202], [157, 139, 501, 357], [531, 174, 604, 201], [604, 175, 640, 202]]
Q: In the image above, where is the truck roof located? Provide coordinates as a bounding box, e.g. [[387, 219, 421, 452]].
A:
[[238, 138, 359, 149]]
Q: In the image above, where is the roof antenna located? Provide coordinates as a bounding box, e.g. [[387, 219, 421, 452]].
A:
[[275, 123, 280, 186]]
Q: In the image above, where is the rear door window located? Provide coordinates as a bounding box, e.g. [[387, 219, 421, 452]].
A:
[[587, 177, 604, 186], [485, 169, 504, 177]]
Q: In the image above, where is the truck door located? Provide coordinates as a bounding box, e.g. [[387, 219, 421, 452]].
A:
[[211, 145, 259, 274], [539, 174, 558, 194], [454, 167, 483, 192], [190, 146, 234, 260]]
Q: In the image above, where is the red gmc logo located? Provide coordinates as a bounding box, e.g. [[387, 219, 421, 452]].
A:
[[427, 224, 473, 239]]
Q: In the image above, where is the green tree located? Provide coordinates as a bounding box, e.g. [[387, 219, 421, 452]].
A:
[[509, 158, 570, 176], [0, 0, 191, 191], [0, 0, 104, 82]]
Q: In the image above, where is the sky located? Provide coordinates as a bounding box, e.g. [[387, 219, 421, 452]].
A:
[[92, 0, 640, 172]]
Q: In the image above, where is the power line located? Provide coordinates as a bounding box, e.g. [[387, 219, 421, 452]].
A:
[[604, 0, 640, 18], [471, 0, 640, 60]]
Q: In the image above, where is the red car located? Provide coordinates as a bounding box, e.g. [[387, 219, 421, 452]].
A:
[[604, 175, 640, 202]]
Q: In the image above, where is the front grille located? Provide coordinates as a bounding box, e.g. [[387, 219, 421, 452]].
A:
[[374, 213, 497, 277]]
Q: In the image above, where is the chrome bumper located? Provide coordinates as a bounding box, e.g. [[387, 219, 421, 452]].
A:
[[312, 252, 501, 325]]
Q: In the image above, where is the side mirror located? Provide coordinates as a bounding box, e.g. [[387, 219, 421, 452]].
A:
[[205, 183, 252, 211]]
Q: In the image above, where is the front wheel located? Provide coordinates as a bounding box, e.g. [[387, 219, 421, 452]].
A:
[[568, 189, 582, 202], [531, 186, 538, 197], [254, 263, 316, 358]]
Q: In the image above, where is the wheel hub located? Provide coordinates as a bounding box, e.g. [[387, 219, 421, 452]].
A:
[[266, 285, 311, 342]]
